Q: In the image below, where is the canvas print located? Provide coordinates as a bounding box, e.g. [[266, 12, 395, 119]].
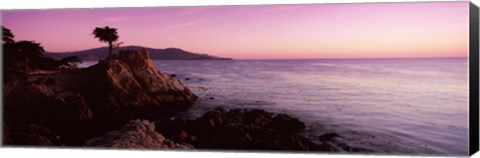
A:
[[1, 1, 473, 156]]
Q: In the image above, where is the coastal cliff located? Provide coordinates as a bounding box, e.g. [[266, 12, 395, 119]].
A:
[[3, 49, 342, 152], [4, 49, 197, 145]]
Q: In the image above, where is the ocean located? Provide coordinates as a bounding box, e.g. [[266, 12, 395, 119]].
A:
[[84, 58, 470, 155]]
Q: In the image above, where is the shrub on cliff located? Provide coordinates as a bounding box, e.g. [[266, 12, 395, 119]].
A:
[[2, 26, 84, 77]]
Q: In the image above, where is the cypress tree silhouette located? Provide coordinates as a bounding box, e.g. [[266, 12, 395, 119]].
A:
[[92, 26, 120, 59], [15, 41, 45, 76]]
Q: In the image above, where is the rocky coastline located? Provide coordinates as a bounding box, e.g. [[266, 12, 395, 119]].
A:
[[3, 49, 342, 152], [154, 108, 337, 151], [4, 49, 197, 145]]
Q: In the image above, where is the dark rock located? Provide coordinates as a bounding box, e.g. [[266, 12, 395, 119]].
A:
[[185, 78, 190, 81], [318, 133, 341, 141], [3, 124, 62, 146], [85, 119, 193, 149], [192, 109, 226, 137], [4, 49, 198, 145], [170, 74, 177, 78], [154, 108, 337, 152], [270, 114, 305, 134], [178, 130, 190, 142], [163, 139, 176, 149], [45, 78, 55, 85], [242, 109, 272, 126]]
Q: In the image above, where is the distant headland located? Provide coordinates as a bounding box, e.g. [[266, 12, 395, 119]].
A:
[[45, 46, 233, 61]]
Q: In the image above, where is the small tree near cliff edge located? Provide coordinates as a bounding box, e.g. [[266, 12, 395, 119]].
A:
[[92, 26, 120, 59]]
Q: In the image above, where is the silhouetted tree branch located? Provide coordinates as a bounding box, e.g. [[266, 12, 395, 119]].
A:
[[2, 26, 15, 44]]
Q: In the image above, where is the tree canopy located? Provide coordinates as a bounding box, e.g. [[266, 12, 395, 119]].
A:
[[92, 26, 119, 59], [15, 41, 45, 58], [3, 26, 83, 77]]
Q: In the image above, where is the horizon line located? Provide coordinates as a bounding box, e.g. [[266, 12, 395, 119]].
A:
[[152, 56, 468, 61], [44, 45, 468, 61]]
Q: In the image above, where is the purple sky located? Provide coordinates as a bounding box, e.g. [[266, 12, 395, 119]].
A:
[[2, 2, 469, 59]]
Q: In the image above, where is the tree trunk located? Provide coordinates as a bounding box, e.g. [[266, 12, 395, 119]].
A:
[[24, 58, 29, 76], [108, 42, 113, 59]]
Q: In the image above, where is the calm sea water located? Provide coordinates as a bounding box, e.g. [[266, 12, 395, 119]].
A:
[[84, 58, 469, 155]]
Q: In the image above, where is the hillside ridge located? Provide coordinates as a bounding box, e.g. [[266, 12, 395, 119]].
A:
[[45, 46, 233, 61]]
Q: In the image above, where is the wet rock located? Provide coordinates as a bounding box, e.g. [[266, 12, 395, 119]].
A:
[[155, 108, 337, 151], [270, 114, 305, 134], [318, 133, 341, 141], [242, 109, 272, 126], [85, 119, 194, 149], [190, 109, 226, 139]]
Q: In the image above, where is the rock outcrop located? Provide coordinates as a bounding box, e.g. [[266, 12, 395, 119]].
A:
[[3, 49, 197, 145], [3, 124, 62, 146], [86, 119, 194, 149], [155, 108, 337, 151]]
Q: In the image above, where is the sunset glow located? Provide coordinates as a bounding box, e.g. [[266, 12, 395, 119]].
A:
[[2, 2, 469, 59]]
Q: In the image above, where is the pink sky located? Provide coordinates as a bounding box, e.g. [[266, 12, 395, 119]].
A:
[[2, 2, 469, 59]]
